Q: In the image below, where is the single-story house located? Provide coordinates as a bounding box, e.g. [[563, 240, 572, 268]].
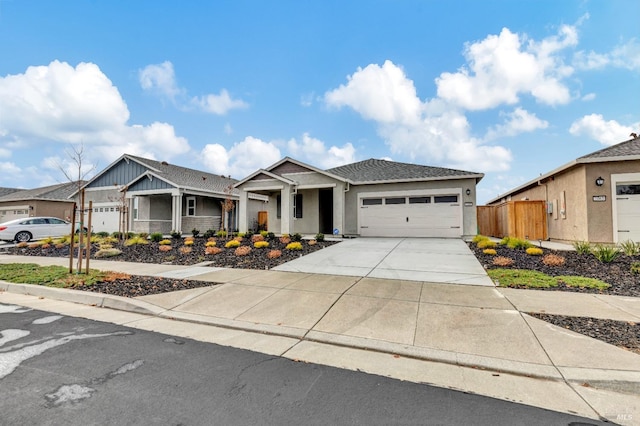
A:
[[0, 182, 82, 223], [235, 157, 483, 238], [78, 154, 266, 234], [485, 136, 640, 243]]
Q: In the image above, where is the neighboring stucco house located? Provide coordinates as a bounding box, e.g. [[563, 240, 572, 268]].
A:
[[235, 157, 483, 238], [0, 182, 81, 223], [485, 136, 640, 244], [79, 154, 266, 234]]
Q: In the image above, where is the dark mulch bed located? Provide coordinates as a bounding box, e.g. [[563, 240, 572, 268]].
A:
[[74, 275, 218, 298], [6, 237, 338, 269], [469, 243, 640, 297], [528, 313, 640, 355]]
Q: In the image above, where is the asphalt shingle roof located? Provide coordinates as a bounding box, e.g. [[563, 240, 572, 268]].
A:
[[326, 158, 482, 183], [578, 136, 640, 160], [127, 155, 238, 194], [0, 181, 84, 202], [0, 187, 21, 198]]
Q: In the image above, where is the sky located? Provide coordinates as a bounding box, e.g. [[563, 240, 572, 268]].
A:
[[0, 1, 638, 204]]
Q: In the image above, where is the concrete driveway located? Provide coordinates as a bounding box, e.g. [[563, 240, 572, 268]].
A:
[[273, 238, 493, 286]]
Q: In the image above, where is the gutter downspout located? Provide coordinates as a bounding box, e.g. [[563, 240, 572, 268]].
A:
[[538, 178, 550, 241]]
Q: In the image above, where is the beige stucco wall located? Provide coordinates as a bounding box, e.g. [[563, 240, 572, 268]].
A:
[[0, 200, 74, 222]]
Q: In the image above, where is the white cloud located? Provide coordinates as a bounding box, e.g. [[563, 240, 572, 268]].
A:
[[201, 136, 281, 178], [581, 93, 596, 101], [569, 114, 638, 145], [485, 108, 548, 140], [191, 89, 248, 115], [300, 92, 315, 107], [0, 147, 10, 158], [324, 60, 512, 172], [224, 123, 233, 135], [287, 133, 355, 168], [0, 60, 190, 172], [139, 61, 181, 99], [436, 26, 577, 110], [0, 162, 20, 175], [574, 39, 640, 71], [325, 60, 422, 125]]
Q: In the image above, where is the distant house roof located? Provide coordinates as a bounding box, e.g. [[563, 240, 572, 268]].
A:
[[0, 187, 21, 198], [0, 181, 84, 202], [486, 136, 640, 205], [327, 158, 483, 184]]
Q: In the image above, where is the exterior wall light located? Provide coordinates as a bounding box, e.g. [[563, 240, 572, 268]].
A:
[[465, 189, 471, 195], [595, 176, 605, 186]]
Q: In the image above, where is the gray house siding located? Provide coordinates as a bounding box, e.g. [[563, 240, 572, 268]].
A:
[[88, 159, 149, 188], [128, 176, 174, 191]]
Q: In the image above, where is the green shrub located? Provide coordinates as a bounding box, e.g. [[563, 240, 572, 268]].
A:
[[285, 242, 303, 250], [472, 235, 490, 243], [225, 240, 241, 248], [124, 236, 149, 246], [96, 231, 110, 238], [150, 232, 163, 242], [315, 233, 325, 242], [525, 247, 543, 256], [632, 262, 640, 274], [618, 240, 640, 256], [500, 236, 533, 249], [203, 229, 216, 239], [591, 244, 620, 263], [572, 240, 591, 255], [291, 233, 303, 242], [483, 248, 497, 255], [95, 248, 122, 258], [254, 241, 269, 249], [477, 239, 496, 249], [266, 232, 276, 240], [111, 231, 123, 240], [138, 232, 149, 239], [126, 232, 135, 239], [216, 230, 227, 238], [260, 230, 269, 238], [170, 230, 182, 239], [191, 228, 200, 238]]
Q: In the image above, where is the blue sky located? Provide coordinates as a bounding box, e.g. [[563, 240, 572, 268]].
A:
[[0, 1, 638, 204]]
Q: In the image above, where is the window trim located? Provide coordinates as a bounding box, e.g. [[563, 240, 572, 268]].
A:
[[294, 193, 303, 219], [186, 196, 196, 217]]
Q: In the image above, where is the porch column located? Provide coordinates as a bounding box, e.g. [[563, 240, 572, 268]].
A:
[[238, 191, 249, 233], [280, 186, 291, 235], [172, 194, 183, 233], [333, 186, 344, 236]]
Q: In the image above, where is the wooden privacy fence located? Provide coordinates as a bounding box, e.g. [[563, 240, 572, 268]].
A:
[[477, 200, 548, 241]]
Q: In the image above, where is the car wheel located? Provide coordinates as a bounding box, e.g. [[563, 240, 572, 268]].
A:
[[14, 231, 32, 243]]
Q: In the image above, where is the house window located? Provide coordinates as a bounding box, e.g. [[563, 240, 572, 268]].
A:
[[434, 195, 458, 203], [294, 194, 303, 219], [617, 184, 640, 195], [362, 198, 383, 206], [409, 197, 431, 204], [385, 197, 406, 205], [276, 195, 281, 219], [186, 197, 196, 216], [133, 197, 139, 220]]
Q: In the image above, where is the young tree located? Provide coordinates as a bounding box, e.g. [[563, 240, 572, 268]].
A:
[[220, 184, 235, 238]]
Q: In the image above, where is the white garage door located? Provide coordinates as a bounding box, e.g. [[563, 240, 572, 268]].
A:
[[616, 183, 640, 242], [91, 204, 121, 233], [359, 194, 462, 238]]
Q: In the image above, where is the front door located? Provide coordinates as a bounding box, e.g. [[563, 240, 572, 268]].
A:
[[318, 188, 333, 235]]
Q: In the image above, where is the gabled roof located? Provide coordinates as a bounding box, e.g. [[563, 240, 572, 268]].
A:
[[0, 187, 21, 198], [485, 136, 640, 205], [0, 181, 84, 202], [125, 155, 238, 194], [234, 157, 347, 187], [327, 158, 483, 184], [80, 153, 238, 196]]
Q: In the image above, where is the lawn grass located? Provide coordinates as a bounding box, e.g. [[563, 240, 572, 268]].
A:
[[0, 263, 105, 288], [488, 269, 610, 290]]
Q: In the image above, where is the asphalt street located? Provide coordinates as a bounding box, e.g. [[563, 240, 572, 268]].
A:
[[0, 303, 607, 426]]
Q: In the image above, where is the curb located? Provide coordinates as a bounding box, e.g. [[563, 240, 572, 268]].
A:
[[2, 281, 640, 388]]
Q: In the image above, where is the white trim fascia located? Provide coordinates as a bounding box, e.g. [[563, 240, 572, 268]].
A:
[[234, 169, 296, 187], [353, 174, 483, 186], [125, 189, 181, 198], [242, 185, 284, 192], [182, 188, 239, 199], [126, 171, 178, 191], [297, 183, 337, 190], [248, 193, 269, 201]]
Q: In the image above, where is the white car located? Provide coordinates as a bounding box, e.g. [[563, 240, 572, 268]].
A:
[[0, 217, 77, 242]]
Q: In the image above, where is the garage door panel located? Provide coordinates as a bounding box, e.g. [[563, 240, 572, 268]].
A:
[[359, 195, 461, 238]]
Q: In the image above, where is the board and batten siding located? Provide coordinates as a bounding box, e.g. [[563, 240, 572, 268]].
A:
[[88, 159, 149, 188], [127, 176, 174, 191]]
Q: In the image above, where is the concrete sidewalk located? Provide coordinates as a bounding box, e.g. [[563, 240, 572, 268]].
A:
[[1, 252, 639, 423]]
